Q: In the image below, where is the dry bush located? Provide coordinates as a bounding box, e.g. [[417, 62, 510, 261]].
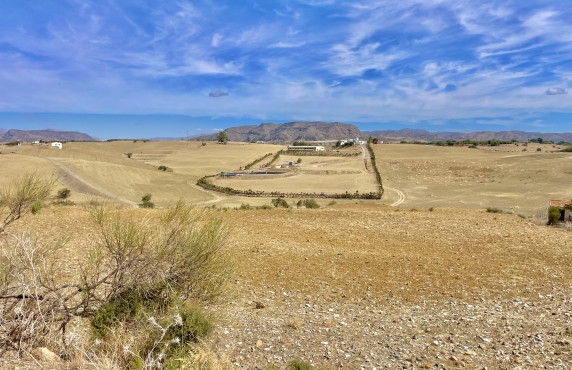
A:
[[0, 173, 53, 235], [0, 197, 232, 366]]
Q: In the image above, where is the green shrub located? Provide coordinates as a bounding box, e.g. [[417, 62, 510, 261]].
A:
[[57, 187, 71, 199], [303, 199, 319, 209], [548, 206, 562, 225], [296, 200, 303, 208], [126, 152, 133, 158], [486, 207, 503, 213], [536, 148, 542, 152], [561, 146, 572, 152], [287, 359, 313, 370], [271, 197, 290, 208], [5, 141, 20, 146], [327, 200, 336, 207], [140, 194, 155, 208], [158, 165, 168, 171], [91, 292, 147, 339], [238, 203, 251, 210]]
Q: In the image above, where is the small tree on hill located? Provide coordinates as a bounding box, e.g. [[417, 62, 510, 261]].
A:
[[217, 131, 228, 144]]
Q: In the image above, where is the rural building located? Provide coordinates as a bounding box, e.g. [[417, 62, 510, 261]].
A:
[[287, 145, 325, 151], [51, 142, 63, 149], [548, 200, 572, 222]]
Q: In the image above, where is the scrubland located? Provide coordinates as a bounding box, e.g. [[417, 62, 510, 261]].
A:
[[1, 140, 571, 368]]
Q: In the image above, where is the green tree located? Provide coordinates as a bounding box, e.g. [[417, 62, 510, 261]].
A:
[[217, 131, 228, 144]]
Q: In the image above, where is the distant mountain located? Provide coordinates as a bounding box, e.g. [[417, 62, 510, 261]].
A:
[[363, 129, 572, 143], [0, 128, 6, 135], [194, 121, 362, 143], [0, 129, 97, 142]]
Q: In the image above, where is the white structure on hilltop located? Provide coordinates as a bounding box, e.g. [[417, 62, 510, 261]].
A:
[[51, 142, 63, 149], [287, 145, 325, 151]]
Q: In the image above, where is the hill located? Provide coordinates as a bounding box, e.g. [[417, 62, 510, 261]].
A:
[[0, 129, 97, 142], [194, 121, 361, 143], [363, 128, 572, 143]]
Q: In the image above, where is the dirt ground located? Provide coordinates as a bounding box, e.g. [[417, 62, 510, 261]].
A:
[[373, 143, 572, 216], [2, 204, 571, 368]]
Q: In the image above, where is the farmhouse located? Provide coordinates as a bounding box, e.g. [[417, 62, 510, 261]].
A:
[[51, 142, 63, 149], [287, 145, 325, 151], [548, 200, 572, 223]]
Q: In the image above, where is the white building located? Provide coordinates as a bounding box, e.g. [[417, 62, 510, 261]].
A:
[[287, 145, 325, 151], [51, 142, 63, 149]]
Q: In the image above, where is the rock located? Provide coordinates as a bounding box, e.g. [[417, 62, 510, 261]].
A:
[[33, 347, 60, 362], [255, 301, 266, 309]]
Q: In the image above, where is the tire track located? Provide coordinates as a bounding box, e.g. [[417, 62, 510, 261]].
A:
[[386, 187, 406, 206], [50, 159, 138, 207]]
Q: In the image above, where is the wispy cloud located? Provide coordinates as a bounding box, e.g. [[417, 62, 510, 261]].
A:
[[0, 0, 571, 133]]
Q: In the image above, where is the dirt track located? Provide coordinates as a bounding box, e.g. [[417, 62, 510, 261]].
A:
[[50, 159, 138, 207]]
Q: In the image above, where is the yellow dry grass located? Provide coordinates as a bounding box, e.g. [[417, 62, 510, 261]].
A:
[[3, 141, 284, 206], [210, 152, 378, 195], [373, 143, 572, 215]]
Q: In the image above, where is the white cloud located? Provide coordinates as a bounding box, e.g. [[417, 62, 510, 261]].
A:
[[211, 33, 222, 47]]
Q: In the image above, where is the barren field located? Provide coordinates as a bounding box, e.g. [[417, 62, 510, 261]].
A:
[[374, 143, 572, 215], [2, 141, 284, 207], [2, 204, 571, 368], [209, 149, 378, 196]]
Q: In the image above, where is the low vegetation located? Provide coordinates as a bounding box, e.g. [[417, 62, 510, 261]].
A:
[[139, 193, 155, 208], [244, 152, 273, 170], [57, 187, 71, 199], [0, 175, 232, 367], [0, 173, 52, 235]]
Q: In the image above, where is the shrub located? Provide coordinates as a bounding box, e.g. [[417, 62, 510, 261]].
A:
[[297, 157, 302, 164], [158, 165, 168, 171], [561, 145, 572, 152], [238, 203, 251, 210], [57, 187, 71, 199], [288, 359, 313, 370], [140, 194, 155, 208], [296, 200, 303, 209], [486, 207, 503, 213], [271, 197, 290, 208], [537, 148, 542, 152], [0, 173, 52, 235], [5, 141, 20, 146], [548, 206, 562, 225], [126, 152, 133, 158], [303, 199, 319, 209], [327, 200, 337, 207]]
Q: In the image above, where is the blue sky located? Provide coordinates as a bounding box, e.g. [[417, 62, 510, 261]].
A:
[[1, 0, 571, 139]]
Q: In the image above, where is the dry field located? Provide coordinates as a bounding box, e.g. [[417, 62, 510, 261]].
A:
[[374, 143, 572, 215], [1, 141, 284, 207], [2, 204, 571, 368], [210, 151, 378, 195]]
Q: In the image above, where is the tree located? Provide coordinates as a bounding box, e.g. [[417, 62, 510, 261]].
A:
[[217, 131, 228, 144]]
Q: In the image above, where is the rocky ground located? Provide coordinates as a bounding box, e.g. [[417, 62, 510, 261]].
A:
[[1, 204, 571, 369]]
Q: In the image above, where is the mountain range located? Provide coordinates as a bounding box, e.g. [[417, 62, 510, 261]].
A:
[[194, 121, 361, 143], [0, 129, 97, 142], [194, 121, 572, 143]]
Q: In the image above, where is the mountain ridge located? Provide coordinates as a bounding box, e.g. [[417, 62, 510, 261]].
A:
[[193, 121, 572, 143], [0, 129, 97, 142]]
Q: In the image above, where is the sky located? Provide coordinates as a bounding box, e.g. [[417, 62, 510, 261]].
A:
[[1, 0, 572, 139]]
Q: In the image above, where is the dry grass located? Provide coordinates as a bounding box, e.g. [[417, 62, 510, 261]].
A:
[[373, 143, 572, 215], [4, 141, 285, 207]]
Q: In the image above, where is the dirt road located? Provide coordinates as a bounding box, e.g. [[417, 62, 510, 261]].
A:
[[50, 159, 138, 207]]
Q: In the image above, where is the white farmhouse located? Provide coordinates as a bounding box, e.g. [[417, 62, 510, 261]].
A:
[[51, 142, 63, 149]]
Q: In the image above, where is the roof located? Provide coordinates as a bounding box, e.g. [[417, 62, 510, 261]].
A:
[[549, 200, 572, 207]]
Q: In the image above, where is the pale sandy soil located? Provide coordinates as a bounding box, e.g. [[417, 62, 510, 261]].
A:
[[374, 144, 572, 216]]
